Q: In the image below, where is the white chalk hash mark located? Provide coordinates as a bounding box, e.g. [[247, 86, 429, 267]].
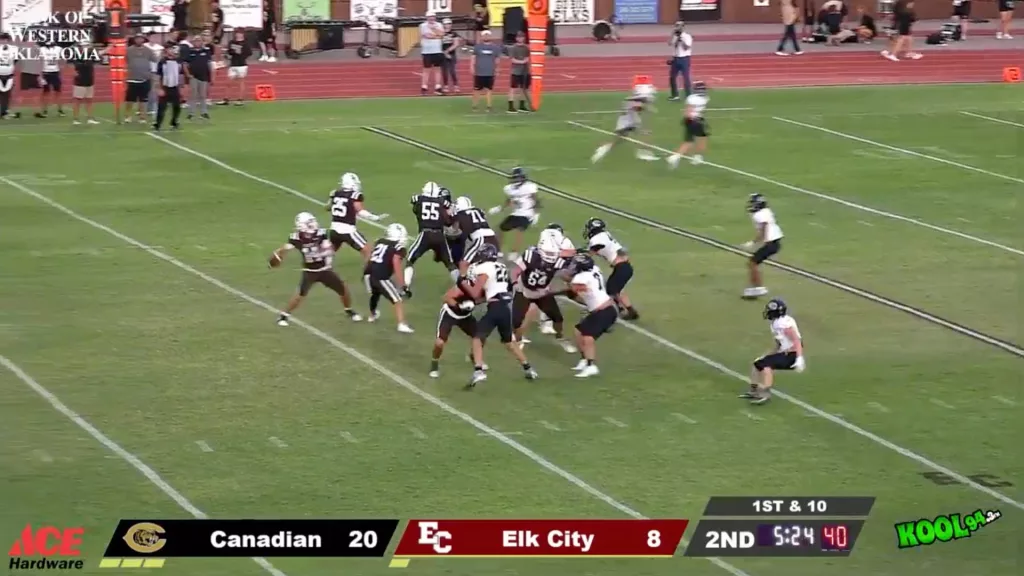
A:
[[33, 449, 54, 462], [867, 402, 890, 413], [539, 420, 562, 432], [339, 431, 359, 443], [195, 440, 214, 452], [671, 413, 697, 424], [408, 427, 428, 439], [603, 416, 628, 428], [268, 436, 288, 448], [745, 411, 764, 422], [992, 396, 1017, 406], [857, 220, 874, 227], [930, 399, 955, 410]]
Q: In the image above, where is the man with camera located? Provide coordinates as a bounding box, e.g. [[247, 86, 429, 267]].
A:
[[667, 21, 693, 102]]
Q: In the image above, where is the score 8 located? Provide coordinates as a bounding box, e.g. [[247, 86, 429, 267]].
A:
[[647, 530, 661, 548]]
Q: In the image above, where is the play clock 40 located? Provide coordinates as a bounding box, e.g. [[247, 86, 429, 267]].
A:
[[685, 520, 866, 557]]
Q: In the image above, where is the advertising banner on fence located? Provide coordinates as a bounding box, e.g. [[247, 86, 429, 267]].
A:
[[139, 0, 173, 31], [550, 0, 593, 24], [350, 0, 397, 28], [614, 0, 657, 24], [81, 0, 105, 13], [220, 0, 263, 28], [2, 0, 52, 33], [488, 0, 526, 31], [679, 0, 718, 11], [426, 0, 452, 13], [282, 0, 330, 21]]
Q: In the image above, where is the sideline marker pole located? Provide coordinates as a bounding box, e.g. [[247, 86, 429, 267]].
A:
[[105, 0, 127, 123], [527, 0, 549, 111]]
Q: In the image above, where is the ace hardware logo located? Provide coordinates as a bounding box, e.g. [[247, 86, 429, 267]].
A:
[[8, 525, 85, 570]]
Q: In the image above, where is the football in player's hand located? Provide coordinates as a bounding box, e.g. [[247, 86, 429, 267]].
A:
[[268, 254, 281, 268]]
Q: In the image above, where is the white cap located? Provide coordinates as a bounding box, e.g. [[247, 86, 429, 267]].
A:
[[480, 29, 491, 37], [426, 10, 436, 16]]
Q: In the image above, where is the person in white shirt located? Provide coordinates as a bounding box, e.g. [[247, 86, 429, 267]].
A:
[[667, 21, 693, 101], [741, 193, 784, 299], [591, 84, 659, 163], [459, 243, 538, 387], [668, 81, 709, 167], [741, 298, 805, 405], [582, 217, 638, 320], [568, 254, 619, 378], [39, 43, 65, 118], [419, 11, 445, 95], [0, 34, 19, 119], [488, 166, 538, 261]]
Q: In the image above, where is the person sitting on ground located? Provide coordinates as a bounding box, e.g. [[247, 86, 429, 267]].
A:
[[855, 5, 877, 42]]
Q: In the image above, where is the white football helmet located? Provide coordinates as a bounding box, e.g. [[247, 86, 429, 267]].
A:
[[386, 223, 409, 247], [340, 172, 361, 192], [537, 233, 560, 263], [295, 211, 319, 234], [421, 182, 441, 197], [453, 196, 474, 213]]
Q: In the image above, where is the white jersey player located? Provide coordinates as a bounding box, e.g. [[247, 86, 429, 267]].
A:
[[591, 84, 660, 164], [741, 298, 805, 405], [741, 193, 784, 299], [568, 254, 618, 378], [668, 80, 710, 168], [488, 166, 539, 260], [582, 217, 638, 320], [459, 243, 538, 387]]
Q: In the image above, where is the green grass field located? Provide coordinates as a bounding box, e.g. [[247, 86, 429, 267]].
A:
[[1, 84, 1021, 576]]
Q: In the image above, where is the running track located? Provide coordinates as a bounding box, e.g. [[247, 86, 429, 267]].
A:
[[85, 49, 1020, 101]]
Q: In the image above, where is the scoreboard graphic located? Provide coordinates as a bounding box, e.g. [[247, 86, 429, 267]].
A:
[[88, 496, 925, 568]]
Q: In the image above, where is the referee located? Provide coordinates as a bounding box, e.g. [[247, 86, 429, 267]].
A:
[[153, 44, 185, 131]]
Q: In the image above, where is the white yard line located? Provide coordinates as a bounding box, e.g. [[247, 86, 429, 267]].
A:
[[567, 121, 1024, 258], [773, 116, 1024, 185], [959, 111, 1024, 129], [0, 355, 289, 576], [0, 175, 752, 576]]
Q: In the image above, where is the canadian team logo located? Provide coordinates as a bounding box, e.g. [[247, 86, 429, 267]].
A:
[[7, 525, 85, 571]]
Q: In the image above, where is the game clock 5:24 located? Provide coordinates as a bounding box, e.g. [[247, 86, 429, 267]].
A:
[[684, 519, 866, 557], [757, 523, 852, 551]]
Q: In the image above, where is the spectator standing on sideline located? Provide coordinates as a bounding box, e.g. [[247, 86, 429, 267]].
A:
[[210, 1, 225, 44], [996, 0, 1013, 39], [506, 32, 530, 113], [172, 0, 190, 33], [186, 31, 214, 120], [0, 34, 18, 119], [126, 35, 157, 121], [776, 0, 803, 55], [259, 6, 278, 61], [470, 30, 500, 112], [221, 29, 251, 105], [440, 18, 462, 94], [39, 42, 65, 117], [951, 0, 971, 39], [71, 44, 100, 125], [176, 32, 193, 109], [881, 0, 920, 61], [19, 51, 43, 117], [154, 44, 184, 131], [667, 21, 692, 101], [419, 11, 445, 95], [145, 34, 163, 115]]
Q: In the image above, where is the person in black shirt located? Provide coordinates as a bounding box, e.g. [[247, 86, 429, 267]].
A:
[[220, 29, 251, 105], [210, 1, 225, 44], [186, 32, 214, 120], [71, 47, 99, 125], [882, 0, 920, 61], [364, 224, 414, 333], [259, 7, 277, 62], [856, 5, 877, 42], [404, 182, 457, 291], [440, 18, 462, 93], [171, 0, 189, 33]]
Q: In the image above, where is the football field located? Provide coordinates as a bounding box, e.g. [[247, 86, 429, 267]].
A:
[[1, 84, 1021, 576]]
